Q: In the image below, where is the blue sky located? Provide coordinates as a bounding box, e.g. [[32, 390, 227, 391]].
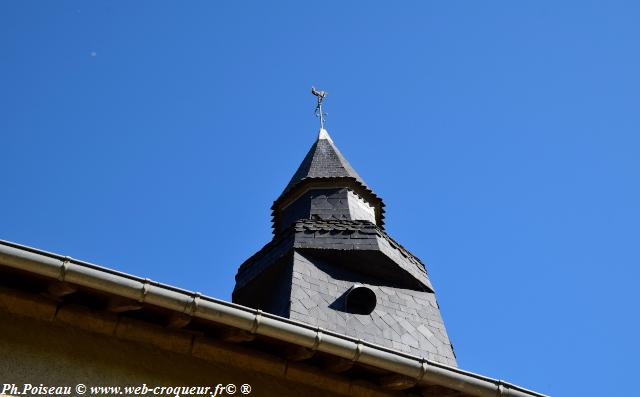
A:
[[2, 2, 639, 395]]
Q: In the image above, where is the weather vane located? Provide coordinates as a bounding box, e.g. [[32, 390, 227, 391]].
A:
[[311, 86, 327, 130]]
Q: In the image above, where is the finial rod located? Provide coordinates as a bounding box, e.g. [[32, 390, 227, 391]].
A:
[[311, 86, 327, 130]]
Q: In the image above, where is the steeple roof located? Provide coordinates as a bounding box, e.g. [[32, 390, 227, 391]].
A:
[[272, 129, 386, 232], [281, 129, 369, 196]]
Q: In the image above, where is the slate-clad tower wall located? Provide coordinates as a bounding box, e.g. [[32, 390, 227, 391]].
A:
[[290, 250, 456, 365], [233, 128, 457, 366]]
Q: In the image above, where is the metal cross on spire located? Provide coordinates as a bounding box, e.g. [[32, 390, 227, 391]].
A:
[[311, 86, 328, 130]]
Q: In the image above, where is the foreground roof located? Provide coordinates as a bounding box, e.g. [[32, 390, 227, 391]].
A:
[[0, 239, 547, 397]]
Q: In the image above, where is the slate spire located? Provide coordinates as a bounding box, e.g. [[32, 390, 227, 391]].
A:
[[271, 129, 385, 233], [281, 128, 368, 195]]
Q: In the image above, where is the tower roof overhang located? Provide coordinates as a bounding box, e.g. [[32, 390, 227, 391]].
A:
[[271, 177, 385, 233]]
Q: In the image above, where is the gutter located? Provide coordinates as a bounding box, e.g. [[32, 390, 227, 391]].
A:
[[0, 240, 547, 397]]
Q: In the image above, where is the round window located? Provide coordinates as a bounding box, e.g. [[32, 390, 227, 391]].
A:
[[345, 284, 376, 315]]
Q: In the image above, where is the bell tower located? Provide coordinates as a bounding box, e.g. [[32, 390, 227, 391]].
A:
[[232, 93, 456, 366]]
